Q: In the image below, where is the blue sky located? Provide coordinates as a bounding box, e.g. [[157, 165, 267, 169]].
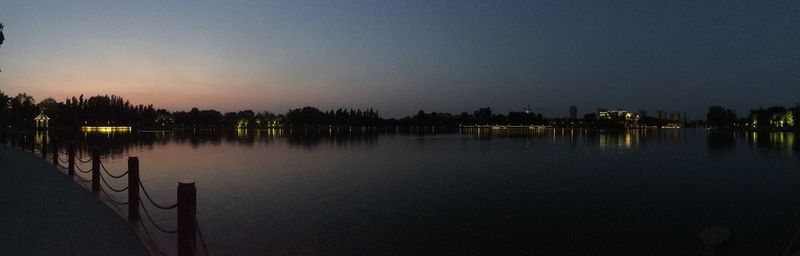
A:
[[1, 0, 799, 118]]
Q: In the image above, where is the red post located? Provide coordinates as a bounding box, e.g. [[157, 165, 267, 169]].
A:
[[128, 157, 140, 221], [68, 142, 75, 176], [91, 149, 100, 192], [178, 180, 197, 256]]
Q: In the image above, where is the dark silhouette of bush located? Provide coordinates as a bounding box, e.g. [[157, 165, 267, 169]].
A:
[[706, 106, 736, 129], [0, 22, 5, 47]]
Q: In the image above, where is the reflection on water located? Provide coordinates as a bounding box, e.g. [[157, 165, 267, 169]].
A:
[[748, 132, 796, 153], [707, 131, 737, 152], [15, 128, 800, 158], [460, 127, 550, 140], [34, 130, 49, 145], [69, 128, 384, 157], [5, 128, 800, 255], [597, 130, 644, 149]]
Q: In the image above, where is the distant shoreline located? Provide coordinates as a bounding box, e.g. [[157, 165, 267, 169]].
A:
[[6, 125, 799, 135]]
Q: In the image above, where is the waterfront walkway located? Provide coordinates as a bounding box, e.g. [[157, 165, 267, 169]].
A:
[[0, 147, 148, 255]]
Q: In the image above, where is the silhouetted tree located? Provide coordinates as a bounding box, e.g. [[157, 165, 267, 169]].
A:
[[0, 90, 9, 128], [9, 93, 36, 128], [0, 22, 4, 47], [154, 109, 173, 126], [749, 106, 794, 129], [0, 91, 568, 130], [706, 105, 736, 129], [38, 97, 58, 113], [474, 107, 492, 125], [507, 111, 542, 125], [286, 107, 325, 126], [255, 111, 278, 127]]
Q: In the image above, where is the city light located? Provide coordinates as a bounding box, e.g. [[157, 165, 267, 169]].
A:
[[80, 126, 132, 133]]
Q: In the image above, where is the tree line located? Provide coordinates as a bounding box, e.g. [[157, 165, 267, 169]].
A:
[[10, 90, 797, 131], [0, 91, 548, 129], [706, 104, 799, 130]]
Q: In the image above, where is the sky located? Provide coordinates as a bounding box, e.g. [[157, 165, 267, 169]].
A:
[[0, 0, 799, 118]]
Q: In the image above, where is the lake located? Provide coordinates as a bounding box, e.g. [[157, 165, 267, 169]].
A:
[[24, 128, 800, 255]]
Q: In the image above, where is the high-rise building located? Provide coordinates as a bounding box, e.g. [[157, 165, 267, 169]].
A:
[[569, 105, 577, 120], [654, 110, 687, 128]]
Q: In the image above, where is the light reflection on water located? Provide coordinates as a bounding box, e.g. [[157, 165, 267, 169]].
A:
[[10, 129, 800, 255], [749, 132, 796, 152], [47, 127, 798, 156]]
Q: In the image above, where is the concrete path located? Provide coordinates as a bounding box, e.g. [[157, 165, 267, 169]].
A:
[[0, 147, 148, 256]]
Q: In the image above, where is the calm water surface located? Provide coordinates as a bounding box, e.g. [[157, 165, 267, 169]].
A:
[[57, 129, 800, 255]]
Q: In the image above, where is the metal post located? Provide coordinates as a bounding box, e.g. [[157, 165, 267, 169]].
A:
[[68, 142, 75, 176], [177, 180, 197, 256], [91, 149, 100, 192], [128, 157, 140, 221], [52, 139, 58, 166]]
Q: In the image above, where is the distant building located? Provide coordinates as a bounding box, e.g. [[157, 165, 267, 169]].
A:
[[569, 105, 577, 120], [655, 109, 686, 128], [597, 109, 609, 119], [34, 112, 50, 129], [597, 109, 640, 127]]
